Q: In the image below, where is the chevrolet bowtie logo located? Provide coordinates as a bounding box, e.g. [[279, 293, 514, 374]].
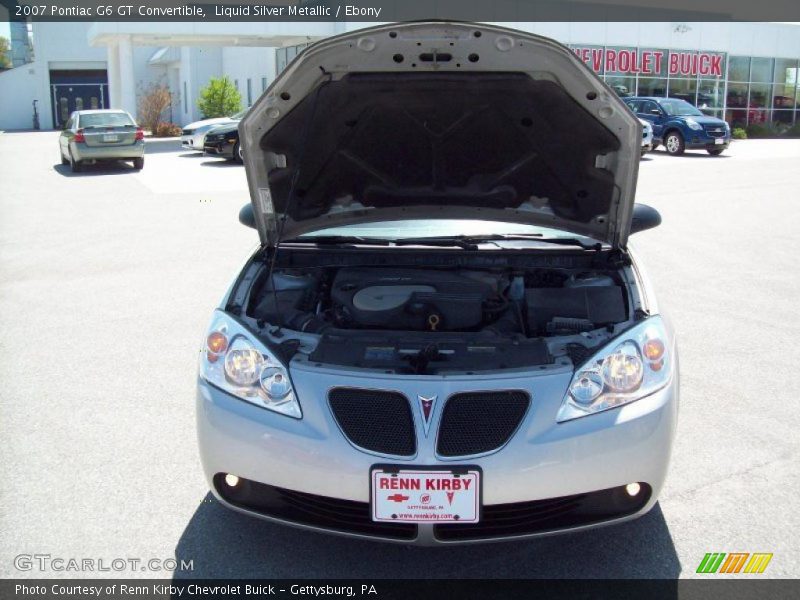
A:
[[386, 494, 409, 503]]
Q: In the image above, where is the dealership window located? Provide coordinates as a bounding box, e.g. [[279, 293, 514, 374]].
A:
[[667, 78, 697, 104], [637, 77, 667, 97], [247, 78, 252, 106], [750, 58, 774, 83], [262, 77, 268, 92], [605, 76, 636, 97], [183, 82, 188, 114], [728, 56, 750, 82], [697, 79, 725, 110]]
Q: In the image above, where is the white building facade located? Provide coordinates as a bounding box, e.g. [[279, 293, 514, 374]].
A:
[[0, 21, 798, 131]]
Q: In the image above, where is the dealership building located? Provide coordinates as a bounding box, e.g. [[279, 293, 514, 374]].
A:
[[0, 21, 799, 131]]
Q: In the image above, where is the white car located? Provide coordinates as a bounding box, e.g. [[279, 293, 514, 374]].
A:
[[181, 110, 246, 151], [639, 118, 653, 156]]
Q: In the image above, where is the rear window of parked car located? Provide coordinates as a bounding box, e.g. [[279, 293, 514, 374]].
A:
[[78, 113, 136, 128]]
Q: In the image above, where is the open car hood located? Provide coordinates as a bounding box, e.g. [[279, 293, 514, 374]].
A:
[[240, 22, 641, 249]]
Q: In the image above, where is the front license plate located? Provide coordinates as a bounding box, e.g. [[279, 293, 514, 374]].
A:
[[371, 467, 480, 523], [103, 134, 119, 142], [714, 138, 724, 145]]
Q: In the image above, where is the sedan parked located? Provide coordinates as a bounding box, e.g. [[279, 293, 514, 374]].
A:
[[59, 110, 144, 172], [181, 110, 246, 152], [203, 122, 242, 163]]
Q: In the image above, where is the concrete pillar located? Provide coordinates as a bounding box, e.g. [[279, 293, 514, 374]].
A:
[[107, 43, 120, 109], [118, 35, 137, 116]]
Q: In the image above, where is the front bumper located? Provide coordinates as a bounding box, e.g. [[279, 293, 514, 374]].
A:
[[197, 361, 678, 545], [71, 140, 144, 161], [203, 140, 234, 158], [181, 133, 206, 150], [685, 132, 730, 150]]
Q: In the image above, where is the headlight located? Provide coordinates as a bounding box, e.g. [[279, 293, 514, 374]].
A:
[[199, 311, 302, 418], [557, 317, 673, 422], [685, 118, 703, 130]]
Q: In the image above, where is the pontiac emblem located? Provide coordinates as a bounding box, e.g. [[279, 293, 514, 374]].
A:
[[417, 395, 437, 436]]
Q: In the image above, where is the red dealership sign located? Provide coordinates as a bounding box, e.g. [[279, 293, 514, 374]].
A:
[[572, 48, 724, 77]]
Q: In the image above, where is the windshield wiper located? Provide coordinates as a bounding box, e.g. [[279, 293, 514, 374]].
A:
[[397, 234, 600, 250], [283, 235, 392, 246]]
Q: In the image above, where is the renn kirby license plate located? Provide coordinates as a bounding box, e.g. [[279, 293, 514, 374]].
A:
[[371, 467, 481, 523]]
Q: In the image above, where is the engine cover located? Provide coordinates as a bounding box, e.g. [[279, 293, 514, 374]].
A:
[[331, 268, 493, 331]]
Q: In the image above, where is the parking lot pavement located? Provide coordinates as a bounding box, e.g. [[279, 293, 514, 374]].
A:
[[1, 133, 799, 579]]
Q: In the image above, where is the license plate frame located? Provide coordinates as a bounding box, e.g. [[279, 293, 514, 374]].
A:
[[102, 134, 119, 142], [370, 465, 482, 524], [714, 137, 724, 145]]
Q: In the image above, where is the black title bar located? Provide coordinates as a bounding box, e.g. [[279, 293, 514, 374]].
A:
[[3, 0, 800, 22]]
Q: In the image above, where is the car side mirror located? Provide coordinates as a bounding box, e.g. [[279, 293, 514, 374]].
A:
[[630, 203, 661, 234], [239, 204, 257, 229]]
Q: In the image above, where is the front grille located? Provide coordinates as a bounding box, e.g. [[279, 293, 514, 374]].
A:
[[329, 388, 416, 456], [434, 484, 651, 541], [437, 391, 530, 457], [214, 475, 417, 540], [703, 124, 726, 137]]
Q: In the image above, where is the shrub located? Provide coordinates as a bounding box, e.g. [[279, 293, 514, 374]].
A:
[[745, 123, 780, 138], [197, 76, 242, 118], [731, 127, 747, 140], [154, 122, 182, 137], [782, 122, 800, 138], [137, 83, 173, 133]]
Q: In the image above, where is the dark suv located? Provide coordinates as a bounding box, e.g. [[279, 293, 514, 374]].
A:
[[623, 97, 731, 156]]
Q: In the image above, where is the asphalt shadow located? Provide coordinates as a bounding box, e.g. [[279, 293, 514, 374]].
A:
[[650, 149, 731, 159], [52, 162, 138, 177], [200, 159, 240, 167], [173, 493, 680, 578]]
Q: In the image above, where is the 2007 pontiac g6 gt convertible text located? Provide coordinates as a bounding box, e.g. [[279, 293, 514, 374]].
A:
[[196, 21, 678, 545]]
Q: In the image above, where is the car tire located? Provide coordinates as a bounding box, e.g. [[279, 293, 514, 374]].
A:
[[707, 148, 725, 156], [664, 131, 685, 155], [132, 157, 144, 170], [234, 142, 243, 164], [651, 143, 659, 151], [69, 151, 82, 173]]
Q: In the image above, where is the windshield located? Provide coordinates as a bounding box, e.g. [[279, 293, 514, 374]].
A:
[[298, 219, 602, 243], [659, 99, 704, 117], [78, 112, 135, 127]]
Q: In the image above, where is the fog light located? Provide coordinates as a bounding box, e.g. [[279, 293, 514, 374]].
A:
[[224, 473, 240, 487], [625, 482, 641, 497]]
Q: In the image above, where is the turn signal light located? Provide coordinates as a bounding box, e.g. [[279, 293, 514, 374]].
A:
[[643, 338, 665, 362], [206, 331, 228, 363]]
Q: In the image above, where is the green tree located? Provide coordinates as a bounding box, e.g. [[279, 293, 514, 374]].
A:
[[196, 76, 242, 118], [0, 37, 12, 69]]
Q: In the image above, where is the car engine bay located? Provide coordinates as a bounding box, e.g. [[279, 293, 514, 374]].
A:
[[234, 249, 639, 375]]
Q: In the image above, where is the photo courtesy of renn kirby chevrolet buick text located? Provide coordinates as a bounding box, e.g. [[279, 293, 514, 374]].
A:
[[195, 21, 678, 545]]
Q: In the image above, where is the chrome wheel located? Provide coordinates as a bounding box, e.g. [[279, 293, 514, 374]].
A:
[[664, 132, 684, 155], [666, 136, 678, 152]]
